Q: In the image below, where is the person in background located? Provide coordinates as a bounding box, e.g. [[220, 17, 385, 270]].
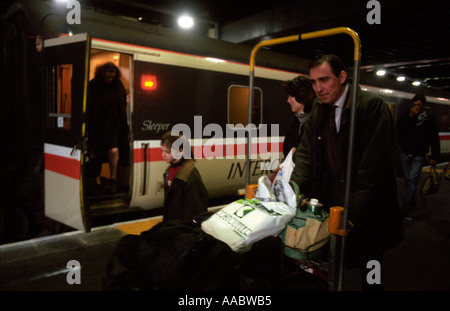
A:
[[282, 75, 316, 157], [397, 94, 440, 214], [290, 54, 403, 290], [86, 62, 129, 194], [161, 131, 208, 223]]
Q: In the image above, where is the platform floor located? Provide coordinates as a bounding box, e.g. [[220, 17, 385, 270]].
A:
[[1, 164, 449, 291]]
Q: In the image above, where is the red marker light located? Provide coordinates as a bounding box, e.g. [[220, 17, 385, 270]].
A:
[[141, 74, 157, 91]]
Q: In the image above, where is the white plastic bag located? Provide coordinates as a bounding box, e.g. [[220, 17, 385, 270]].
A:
[[201, 198, 295, 253], [255, 175, 276, 201], [276, 148, 296, 182], [201, 149, 299, 253], [272, 148, 298, 209], [273, 177, 298, 209]]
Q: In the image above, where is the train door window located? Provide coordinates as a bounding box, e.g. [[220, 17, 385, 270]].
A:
[[228, 85, 262, 126], [46, 64, 73, 130]]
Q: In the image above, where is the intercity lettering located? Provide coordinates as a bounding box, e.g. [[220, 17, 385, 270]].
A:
[[226, 159, 279, 180]]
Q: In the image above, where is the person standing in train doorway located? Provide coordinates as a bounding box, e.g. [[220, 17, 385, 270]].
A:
[[161, 131, 208, 223], [86, 62, 130, 194], [397, 94, 440, 215], [290, 54, 404, 290], [282, 75, 316, 157]]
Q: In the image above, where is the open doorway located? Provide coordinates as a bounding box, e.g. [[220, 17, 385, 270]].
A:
[[87, 50, 132, 207]]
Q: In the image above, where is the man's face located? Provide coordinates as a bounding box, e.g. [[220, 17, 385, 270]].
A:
[[309, 62, 347, 105], [411, 100, 424, 115]]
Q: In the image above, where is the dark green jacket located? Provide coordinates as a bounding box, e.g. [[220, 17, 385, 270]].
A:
[[290, 84, 403, 267], [163, 159, 208, 223]]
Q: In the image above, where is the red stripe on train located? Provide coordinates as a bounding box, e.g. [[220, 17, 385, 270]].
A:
[[133, 142, 284, 163], [44, 153, 80, 180], [440, 134, 450, 141]]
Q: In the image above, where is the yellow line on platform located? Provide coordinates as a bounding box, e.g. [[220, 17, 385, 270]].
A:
[[116, 217, 162, 235], [114, 205, 225, 235]]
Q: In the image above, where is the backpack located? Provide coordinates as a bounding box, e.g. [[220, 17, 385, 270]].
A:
[[103, 220, 242, 291]]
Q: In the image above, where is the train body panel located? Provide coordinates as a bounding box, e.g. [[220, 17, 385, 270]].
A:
[[44, 143, 87, 230], [40, 32, 300, 228], [85, 37, 299, 213], [43, 33, 91, 231]]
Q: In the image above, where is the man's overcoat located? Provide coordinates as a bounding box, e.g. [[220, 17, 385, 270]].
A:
[[290, 83, 404, 267]]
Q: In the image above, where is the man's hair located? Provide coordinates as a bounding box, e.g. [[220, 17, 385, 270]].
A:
[[282, 75, 316, 113], [309, 54, 349, 79], [412, 94, 427, 105]]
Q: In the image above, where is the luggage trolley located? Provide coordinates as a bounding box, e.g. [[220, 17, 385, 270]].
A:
[[245, 27, 361, 291]]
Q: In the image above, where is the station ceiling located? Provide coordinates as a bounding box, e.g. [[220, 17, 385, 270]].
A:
[[83, 0, 450, 97], [3, 0, 449, 97]]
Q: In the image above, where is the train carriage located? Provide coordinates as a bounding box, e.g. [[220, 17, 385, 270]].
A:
[[43, 32, 300, 232]]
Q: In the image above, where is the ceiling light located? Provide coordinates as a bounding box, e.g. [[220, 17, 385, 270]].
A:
[[376, 70, 386, 76], [397, 76, 406, 82], [412, 81, 421, 86], [178, 14, 194, 29]]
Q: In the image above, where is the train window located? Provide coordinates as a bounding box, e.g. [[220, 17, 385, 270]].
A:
[[46, 64, 73, 130], [228, 85, 262, 126]]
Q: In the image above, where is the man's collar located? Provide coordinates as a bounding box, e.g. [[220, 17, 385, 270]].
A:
[[335, 84, 349, 109]]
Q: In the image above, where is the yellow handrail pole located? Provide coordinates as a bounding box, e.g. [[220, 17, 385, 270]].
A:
[[245, 35, 300, 197], [301, 27, 361, 61], [246, 27, 361, 291], [249, 35, 300, 72]]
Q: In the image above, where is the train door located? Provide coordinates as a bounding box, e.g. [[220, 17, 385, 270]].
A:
[[43, 33, 91, 231]]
